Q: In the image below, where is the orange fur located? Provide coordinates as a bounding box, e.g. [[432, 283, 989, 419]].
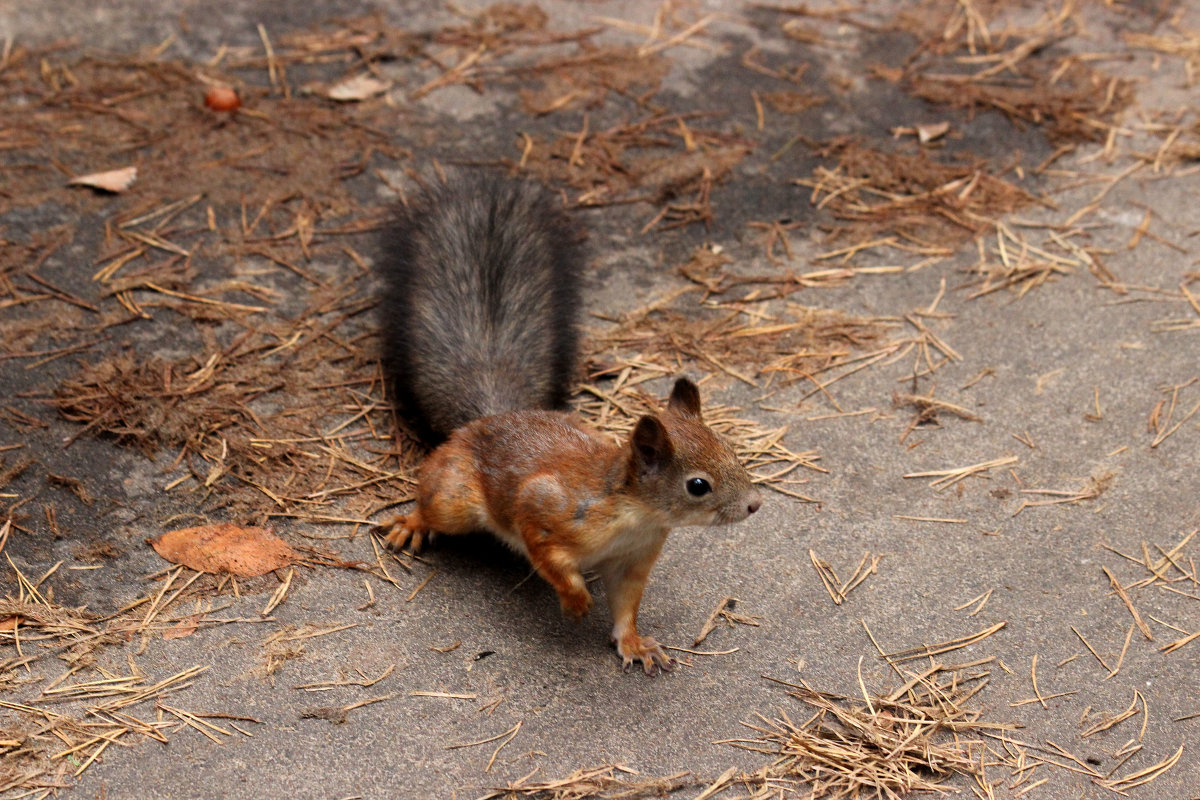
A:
[[376, 380, 762, 675]]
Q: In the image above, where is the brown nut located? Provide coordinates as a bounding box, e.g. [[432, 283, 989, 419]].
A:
[[204, 85, 241, 112]]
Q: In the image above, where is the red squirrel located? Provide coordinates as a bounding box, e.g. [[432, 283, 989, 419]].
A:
[[374, 174, 762, 674]]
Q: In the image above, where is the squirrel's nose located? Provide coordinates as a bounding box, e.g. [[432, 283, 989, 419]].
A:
[[747, 490, 763, 515]]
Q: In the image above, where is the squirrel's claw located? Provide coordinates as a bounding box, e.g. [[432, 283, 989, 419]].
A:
[[373, 513, 430, 554], [616, 635, 674, 676]]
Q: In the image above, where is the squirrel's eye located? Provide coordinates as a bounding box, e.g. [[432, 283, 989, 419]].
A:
[[686, 477, 712, 497]]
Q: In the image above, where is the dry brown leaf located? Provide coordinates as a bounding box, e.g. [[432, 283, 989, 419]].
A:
[[147, 523, 295, 577], [162, 613, 203, 640], [918, 121, 950, 143], [327, 74, 391, 101], [0, 615, 25, 630], [67, 166, 138, 193]]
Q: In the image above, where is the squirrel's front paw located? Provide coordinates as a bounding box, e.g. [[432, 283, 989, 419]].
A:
[[616, 634, 675, 676], [559, 589, 593, 622], [373, 513, 430, 553]]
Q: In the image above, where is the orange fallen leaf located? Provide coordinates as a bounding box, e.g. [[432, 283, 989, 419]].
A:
[[0, 615, 25, 631], [67, 166, 138, 193], [147, 523, 295, 577]]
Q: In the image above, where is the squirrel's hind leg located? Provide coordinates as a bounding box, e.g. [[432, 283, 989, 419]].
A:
[[376, 437, 490, 553]]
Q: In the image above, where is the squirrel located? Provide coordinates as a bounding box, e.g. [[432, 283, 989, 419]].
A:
[[374, 173, 763, 675]]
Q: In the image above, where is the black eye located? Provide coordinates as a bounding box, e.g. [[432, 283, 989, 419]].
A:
[[686, 477, 712, 497]]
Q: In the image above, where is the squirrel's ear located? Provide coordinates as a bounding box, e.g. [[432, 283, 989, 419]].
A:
[[631, 415, 673, 475], [667, 377, 702, 419]]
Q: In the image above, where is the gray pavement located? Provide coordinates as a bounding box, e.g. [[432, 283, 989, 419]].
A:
[[1, 1, 1198, 799]]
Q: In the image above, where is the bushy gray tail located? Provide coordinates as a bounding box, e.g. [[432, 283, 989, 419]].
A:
[[377, 173, 583, 442]]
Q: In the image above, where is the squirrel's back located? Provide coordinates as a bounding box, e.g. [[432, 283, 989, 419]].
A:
[[377, 174, 583, 442]]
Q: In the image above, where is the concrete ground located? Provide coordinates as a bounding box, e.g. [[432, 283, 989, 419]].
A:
[[1, 1, 1198, 798]]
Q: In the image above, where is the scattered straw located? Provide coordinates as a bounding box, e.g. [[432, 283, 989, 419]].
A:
[[692, 596, 760, 647], [1011, 471, 1114, 515], [725, 665, 1012, 799], [796, 138, 1041, 260], [1148, 378, 1200, 448], [482, 765, 695, 800], [879, 620, 1007, 663], [904, 455, 1018, 491], [1101, 567, 1154, 642], [809, 550, 880, 605], [1099, 743, 1185, 793]]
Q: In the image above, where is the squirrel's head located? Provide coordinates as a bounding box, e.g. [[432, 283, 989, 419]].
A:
[[627, 378, 763, 526]]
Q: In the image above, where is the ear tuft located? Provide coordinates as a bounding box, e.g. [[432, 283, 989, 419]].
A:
[[667, 377, 702, 419], [631, 415, 673, 475]]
